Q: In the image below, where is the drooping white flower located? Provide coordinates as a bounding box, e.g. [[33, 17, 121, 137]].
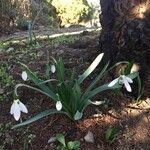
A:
[[21, 71, 28, 81], [56, 101, 62, 111], [51, 65, 56, 73], [130, 63, 140, 73], [108, 75, 133, 92], [10, 99, 28, 121]]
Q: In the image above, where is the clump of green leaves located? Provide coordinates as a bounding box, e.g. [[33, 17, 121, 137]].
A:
[[55, 134, 80, 150], [12, 53, 139, 128]]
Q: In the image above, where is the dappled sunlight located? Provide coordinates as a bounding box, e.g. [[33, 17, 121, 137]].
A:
[[123, 98, 150, 117], [0, 27, 100, 43], [132, 3, 148, 19], [55, 0, 72, 5], [129, 114, 150, 143]]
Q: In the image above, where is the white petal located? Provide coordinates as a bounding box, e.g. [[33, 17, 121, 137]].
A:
[[123, 78, 132, 92], [108, 78, 119, 87], [125, 76, 133, 83], [51, 65, 56, 73], [19, 101, 28, 113], [130, 64, 140, 73], [22, 71, 28, 81], [56, 101, 62, 111], [10, 102, 16, 115], [13, 102, 21, 121]]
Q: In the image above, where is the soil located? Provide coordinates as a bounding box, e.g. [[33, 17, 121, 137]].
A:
[[0, 27, 150, 150]]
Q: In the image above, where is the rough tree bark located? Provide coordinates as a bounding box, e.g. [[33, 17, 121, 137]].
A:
[[99, 0, 150, 71]]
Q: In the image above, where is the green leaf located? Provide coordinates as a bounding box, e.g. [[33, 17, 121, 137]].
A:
[[21, 63, 57, 101], [106, 61, 129, 73], [67, 141, 80, 150], [123, 61, 134, 75], [45, 63, 51, 79], [105, 127, 119, 141], [83, 61, 109, 98], [74, 111, 83, 120], [126, 72, 139, 79], [56, 134, 66, 147], [78, 53, 104, 84], [68, 69, 76, 87], [106, 128, 112, 140], [69, 81, 82, 116], [12, 109, 66, 129], [55, 58, 65, 82], [85, 83, 121, 100]]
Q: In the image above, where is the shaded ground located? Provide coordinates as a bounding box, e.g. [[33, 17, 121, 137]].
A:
[[0, 28, 150, 150]]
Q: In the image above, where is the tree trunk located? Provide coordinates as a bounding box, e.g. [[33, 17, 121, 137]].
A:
[[99, 0, 150, 70]]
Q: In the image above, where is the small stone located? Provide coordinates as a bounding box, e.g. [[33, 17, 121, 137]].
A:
[[7, 47, 14, 52], [84, 131, 94, 143], [47, 137, 56, 143]]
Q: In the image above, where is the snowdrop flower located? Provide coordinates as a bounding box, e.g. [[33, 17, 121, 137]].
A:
[[130, 63, 140, 73], [21, 71, 28, 81], [56, 101, 62, 111], [10, 99, 28, 121], [51, 65, 56, 73], [108, 75, 133, 92]]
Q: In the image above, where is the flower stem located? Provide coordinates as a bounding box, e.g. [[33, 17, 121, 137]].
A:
[[14, 83, 54, 98]]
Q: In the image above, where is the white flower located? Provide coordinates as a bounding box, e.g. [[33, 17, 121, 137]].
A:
[[130, 64, 140, 73], [56, 101, 62, 111], [21, 71, 28, 81], [51, 65, 56, 73], [108, 75, 133, 92], [10, 99, 28, 121]]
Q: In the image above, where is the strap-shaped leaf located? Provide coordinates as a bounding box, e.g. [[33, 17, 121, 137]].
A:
[[55, 58, 65, 82], [12, 109, 67, 129], [86, 83, 122, 100], [83, 61, 110, 98], [126, 72, 139, 79], [56, 134, 66, 147], [45, 63, 51, 79], [74, 111, 83, 120], [21, 63, 57, 101], [78, 53, 104, 84]]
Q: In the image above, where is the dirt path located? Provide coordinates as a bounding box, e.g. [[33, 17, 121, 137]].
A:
[[0, 26, 100, 42]]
